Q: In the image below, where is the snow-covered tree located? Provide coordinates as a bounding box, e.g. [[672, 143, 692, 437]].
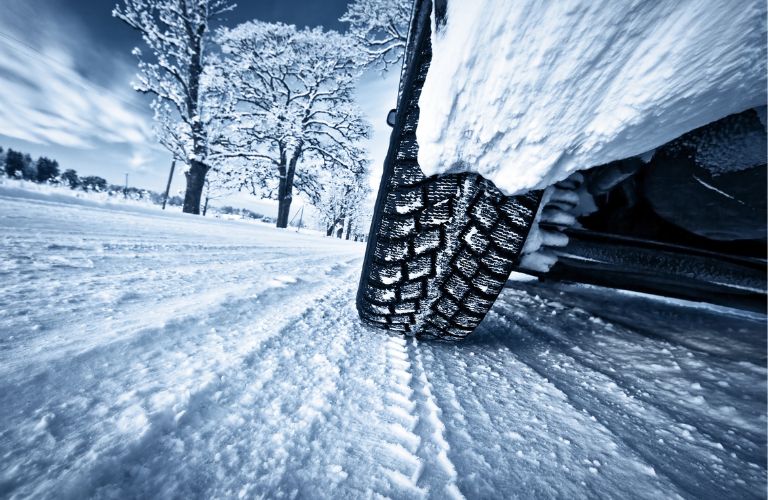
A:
[[20, 154, 35, 181], [35, 157, 60, 183], [340, 0, 411, 70], [201, 169, 228, 216], [60, 169, 80, 188], [80, 176, 109, 192], [213, 22, 371, 228], [345, 192, 372, 241], [3, 149, 25, 178], [316, 170, 371, 239], [113, 0, 235, 215]]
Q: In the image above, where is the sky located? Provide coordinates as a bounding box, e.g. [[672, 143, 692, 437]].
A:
[[0, 0, 399, 217]]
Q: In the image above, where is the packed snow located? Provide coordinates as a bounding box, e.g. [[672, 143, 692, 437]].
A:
[[416, 0, 768, 195], [0, 188, 765, 498]]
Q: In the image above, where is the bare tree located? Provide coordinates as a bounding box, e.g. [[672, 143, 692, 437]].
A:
[[316, 170, 370, 239], [213, 22, 371, 228], [113, 0, 235, 214], [340, 0, 411, 70], [201, 170, 229, 216], [346, 194, 372, 241]]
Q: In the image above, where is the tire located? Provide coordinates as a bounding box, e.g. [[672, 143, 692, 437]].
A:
[[356, 0, 541, 340]]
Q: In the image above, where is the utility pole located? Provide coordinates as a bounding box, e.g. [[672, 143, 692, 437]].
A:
[[162, 160, 176, 210], [124, 173, 129, 199], [289, 205, 305, 232], [297, 206, 304, 233]]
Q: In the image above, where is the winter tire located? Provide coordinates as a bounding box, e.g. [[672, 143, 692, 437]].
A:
[[356, 0, 541, 340]]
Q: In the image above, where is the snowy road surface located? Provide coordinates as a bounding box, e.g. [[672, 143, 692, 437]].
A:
[[1, 187, 765, 499]]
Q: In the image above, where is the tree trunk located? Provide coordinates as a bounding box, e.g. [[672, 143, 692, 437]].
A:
[[277, 198, 292, 227], [276, 169, 292, 228], [202, 195, 209, 216], [336, 217, 345, 238], [276, 153, 299, 228], [183, 160, 208, 214], [181, 24, 208, 215], [345, 219, 353, 240], [326, 224, 334, 236]]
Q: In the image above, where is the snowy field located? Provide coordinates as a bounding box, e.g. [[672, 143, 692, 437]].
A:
[[0, 187, 765, 499]]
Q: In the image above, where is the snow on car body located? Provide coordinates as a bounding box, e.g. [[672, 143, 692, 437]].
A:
[[416, 0, 767, 195]]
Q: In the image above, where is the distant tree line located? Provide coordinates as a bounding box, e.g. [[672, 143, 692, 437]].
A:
[[0, 146, 297, 223], [2, 147, 60, 184], [0, 146, 184, 207]]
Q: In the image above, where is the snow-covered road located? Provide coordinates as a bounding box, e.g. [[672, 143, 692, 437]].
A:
[[1, 188, 765, 499]]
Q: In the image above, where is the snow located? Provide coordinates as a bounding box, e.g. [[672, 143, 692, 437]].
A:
[[416, 0, 767, 195], [0, 177, 170, 212], [519, 176, 580, 273], [0, 187, 765, 498]]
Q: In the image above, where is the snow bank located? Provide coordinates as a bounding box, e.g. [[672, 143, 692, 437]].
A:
[[0, 177, 170, 211], [416, 0, 767, 195]]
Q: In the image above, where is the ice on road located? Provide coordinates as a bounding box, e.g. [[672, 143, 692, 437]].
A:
[[0, 188, 765, 499]]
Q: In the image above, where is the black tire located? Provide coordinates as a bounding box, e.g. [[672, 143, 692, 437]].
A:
[[356, 0, 541, 340]]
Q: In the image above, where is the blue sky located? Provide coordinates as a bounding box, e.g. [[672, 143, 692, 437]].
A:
[[0, 0, 398, 215]]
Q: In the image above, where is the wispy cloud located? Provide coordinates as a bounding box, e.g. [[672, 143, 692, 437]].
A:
[[128, 149, 153, 172], [0, 1, 153, 151]]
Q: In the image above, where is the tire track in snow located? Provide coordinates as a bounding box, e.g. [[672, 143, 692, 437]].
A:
[[480, 317, 671, 498], [62, 270, 363, 499], [492, 290, 765, 468], [419, 342, 509, 497], [377, 334, 426, 498], [263, 311, 391, 499], [407, 337, 464, 499], [485, 296, 765, 499], [1, 260, 362, 499], [495, 295, 766, 463], [419, 316, 679, 499], [374, 334, 464, 499], [211, 286, 418, 499], [0, 251, 355, 377], [417, 345, 491, 494]]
